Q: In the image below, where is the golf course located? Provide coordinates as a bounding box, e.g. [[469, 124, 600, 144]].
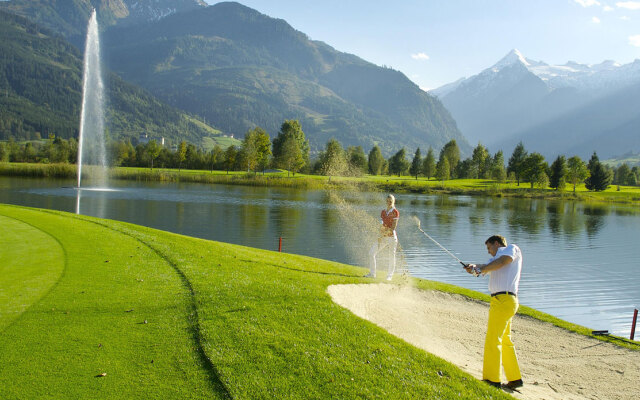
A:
[[1, 203, 638, 399]]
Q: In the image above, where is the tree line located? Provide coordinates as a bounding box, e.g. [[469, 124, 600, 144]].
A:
[[1, 119, 638, 192]]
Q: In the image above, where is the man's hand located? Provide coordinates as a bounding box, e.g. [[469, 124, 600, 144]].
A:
[[464, 263, 481, 276]]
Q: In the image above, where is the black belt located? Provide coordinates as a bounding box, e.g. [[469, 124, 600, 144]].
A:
[[491, 291, 517, 297]]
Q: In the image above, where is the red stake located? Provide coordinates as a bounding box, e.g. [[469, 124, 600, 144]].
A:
[[278, 237, 282, 252], [631, 309, 638, 341]]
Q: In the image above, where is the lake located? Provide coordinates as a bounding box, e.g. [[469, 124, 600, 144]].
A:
[[1, 176, 639, 338]]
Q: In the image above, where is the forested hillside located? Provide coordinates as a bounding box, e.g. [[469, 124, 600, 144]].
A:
[[103, 2, 467, 154], [0, 10, 220, 145]]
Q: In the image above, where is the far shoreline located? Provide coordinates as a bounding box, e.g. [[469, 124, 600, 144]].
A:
[[1, 162, 639, 206]]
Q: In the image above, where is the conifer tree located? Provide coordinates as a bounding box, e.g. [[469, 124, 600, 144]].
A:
[[422, 147, 436, 180], [368, 145, 384, 175], [585, 152, 613, 191], [549, 155, 567, 190], [507, 142, 528, 186], [409, 147, 422, 179]]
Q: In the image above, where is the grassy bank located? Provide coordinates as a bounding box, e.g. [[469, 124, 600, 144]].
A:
[[1, 204, 636, 399], [2, 162, 640, 205]]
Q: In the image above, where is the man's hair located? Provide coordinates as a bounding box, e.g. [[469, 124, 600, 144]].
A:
[[485, 235, 507, 247]]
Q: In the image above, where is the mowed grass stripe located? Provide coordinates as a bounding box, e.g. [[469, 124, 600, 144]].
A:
[[102, 218, 511, 399], [0, 206, 226, 399], [0, 214, 64, 331], [73, 215, 231, 399]]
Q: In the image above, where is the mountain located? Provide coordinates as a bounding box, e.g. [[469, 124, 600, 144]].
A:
[[432, 49, 640, 158], [501, 80, 640, 159], [0, 9, 221, 145], [0, 0, 206, 48], [101, 1, 466, 154]]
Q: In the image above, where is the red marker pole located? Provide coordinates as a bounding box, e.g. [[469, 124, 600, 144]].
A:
[[631, 309, 638, 341], [278, 237, 282, 252]]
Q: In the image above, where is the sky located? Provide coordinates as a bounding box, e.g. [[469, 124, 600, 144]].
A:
[[206, 0, 640, 91]]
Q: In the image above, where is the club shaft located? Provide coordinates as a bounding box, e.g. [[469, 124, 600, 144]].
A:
[[418, 228, 464, 264]]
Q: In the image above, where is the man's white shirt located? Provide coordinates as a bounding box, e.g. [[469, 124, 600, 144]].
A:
[[487, 244, 522, 294]]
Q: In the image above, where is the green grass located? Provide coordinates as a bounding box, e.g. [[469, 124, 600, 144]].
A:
[[1, 204, 636, 399], [1, 204, 515, 399]]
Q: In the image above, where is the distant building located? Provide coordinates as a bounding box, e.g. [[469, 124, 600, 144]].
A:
[[139, 133, 165, 146]]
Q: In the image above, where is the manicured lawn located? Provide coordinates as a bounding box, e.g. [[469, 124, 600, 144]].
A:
[[0, 204, 512, 399]]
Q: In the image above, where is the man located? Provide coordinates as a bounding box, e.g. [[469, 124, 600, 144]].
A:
[[366, 194, 399, 281], [465, 235, 523, 391]]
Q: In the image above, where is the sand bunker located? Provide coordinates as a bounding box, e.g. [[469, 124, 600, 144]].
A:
[[328, 284, 639, 400]]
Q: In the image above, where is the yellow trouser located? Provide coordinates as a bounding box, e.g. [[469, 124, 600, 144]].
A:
[[483, 294, 521, 383]]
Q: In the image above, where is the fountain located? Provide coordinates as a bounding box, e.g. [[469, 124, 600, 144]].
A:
[[77, 9, 107, 189]]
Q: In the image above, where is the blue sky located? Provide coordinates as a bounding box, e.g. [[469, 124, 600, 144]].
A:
[[207, 1, 640, 90]]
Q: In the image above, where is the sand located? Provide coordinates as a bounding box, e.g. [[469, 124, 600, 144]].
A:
[[328, 284, 640, 400]]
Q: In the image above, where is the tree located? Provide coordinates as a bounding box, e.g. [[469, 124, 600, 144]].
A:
[[242, 127, 271, 173], [471, 143, 490, 179], [566, 156, 589, 193], [507, 142, 528, 186], [177, 141, 187, 172], [368, 145, 384, 175], [223, 145, 237, 174], [388, 148, 410, 176], [279, 134, 305, 176], [435, 154, 450, 182], [145, 140, 161, 170], [409, 147, 422, 179], [347, 146, 367, 176], [584, 153, 612, 191], [422, 147, 436, 180], [549, 155, 567, 190], [317, 138, 347, 176], [455, 158, 473, 179], [491, 151, 506, 182], [0, 142, 8, 162], [209, 144, 224, 171], [521, 152, 548, 189], [614, 163, 631, 186], [272, 120, 309, 173], [440, 140, 460, 178]]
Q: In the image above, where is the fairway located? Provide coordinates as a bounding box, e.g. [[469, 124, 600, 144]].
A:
[[0, 204, 517, 399]]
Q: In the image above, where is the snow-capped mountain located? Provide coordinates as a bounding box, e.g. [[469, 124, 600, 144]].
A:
[[431, 49, 640, 158]]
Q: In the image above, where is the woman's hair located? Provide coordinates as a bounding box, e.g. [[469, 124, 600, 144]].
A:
[[386, 194, 395, 207], [485, 235, 507, 247]]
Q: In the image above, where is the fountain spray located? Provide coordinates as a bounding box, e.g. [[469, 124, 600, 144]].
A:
[[77, 9, 107, 188]]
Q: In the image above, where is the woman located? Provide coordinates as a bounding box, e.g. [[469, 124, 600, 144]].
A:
[[367, 194, 399, 280]]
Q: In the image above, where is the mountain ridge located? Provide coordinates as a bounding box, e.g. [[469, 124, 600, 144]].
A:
[[103, 1, 467, 154], [432, 49, 640, 158]]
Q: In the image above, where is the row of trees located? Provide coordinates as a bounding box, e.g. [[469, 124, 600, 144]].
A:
[[1, 120, 638, 192]]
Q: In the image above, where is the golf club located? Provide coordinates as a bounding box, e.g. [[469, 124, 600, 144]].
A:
[[413, 216, 479, 276]]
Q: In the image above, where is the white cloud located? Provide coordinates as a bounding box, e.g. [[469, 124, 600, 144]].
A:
[[629, 34, 640, 46], [621, 15, 631, 19], [616, 1, 640, 9], [603, 5, 615, 11], [574, 0, 601, 7], [411, 53, 430, 61], [592, 16, 602, 22]]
